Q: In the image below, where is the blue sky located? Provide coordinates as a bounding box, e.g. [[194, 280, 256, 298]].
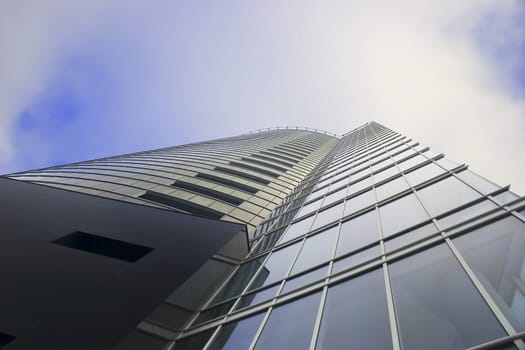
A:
[[1, 0, 524, 193]]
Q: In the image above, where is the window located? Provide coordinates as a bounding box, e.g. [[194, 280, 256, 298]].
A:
[[291, 227, 339, 274], [389, 244, 506, 350], [453, 216, 525, 331], [208, 313, 265, 350], [337, 210, 380, 256], [316, 269, 392, 349], [251, 242, 302, 289], [52, 231, 154, 263], [343, 190, 376, 216], [416, 176, 480, 217], [279, 215, 315, 244], [384, 223, 438, 252], [311, 203, 345, 231], [379, 194, 429, 237], [254, 292, 322, 350], [375, 176, 410, 202], [0, 332, 15, 347]]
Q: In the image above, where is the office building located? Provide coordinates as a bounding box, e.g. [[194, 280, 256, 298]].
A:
[[2, 122, 525, 349]]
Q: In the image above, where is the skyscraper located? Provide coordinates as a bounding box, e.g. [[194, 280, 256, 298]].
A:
[[2, 122, 524, 350]]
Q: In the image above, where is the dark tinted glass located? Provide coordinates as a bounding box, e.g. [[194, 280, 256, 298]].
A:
[[208, 313, 265, 350], [389, 244, 506, 350], [254, 292, 322, 350], [316, 269, 393, 350], [235, 286, 279, 311], [253, 242, 302, 288]]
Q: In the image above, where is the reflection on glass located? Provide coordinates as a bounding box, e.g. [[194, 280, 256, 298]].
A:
[[323, 187, 348, 206], [373, 166, 399, 184], [311, 203, 345, 230], [291, 226, 339, 274], [375, 176, 410, 202], [337, 210, 379, 256], [295, 199, 324, 219], [347, 176, 373, 196], [438, 200, 498, 229], [316, 269, 392, 350], [417, 176, 481, 217], [389, 244, 506, 350], [211, 257, 265, 304], [492, 191, 519, 206], [279, 215, 315, 244], [456, 169, 500, 194], [254, 292, 322, 350], [384, 223, 438, 252], [251, 242, 302, 289], [379, 194, 429, 237], [397, 155, 427, 171], [453, 216, 525, 331], [404, 163, 443, 186], [208, 313, 265, 350], [235, 286, 279, 311], [193, 300, 235, 325], [282, 265, 328, 294], [333, 245, 381, 274], [343, 190, 376, 216], [173, 329, 215, 350]]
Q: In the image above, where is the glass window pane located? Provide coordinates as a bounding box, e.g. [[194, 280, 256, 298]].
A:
[[311, 203, 345, 230], [173, 329, 215, 350], [347, 176, 373, 196], [416, 176, 481, 217], [379, 194, 429, 237], [397, 155, 427, 171], [209, 313, 265, 350], [337, 210, 380, 256], [438, 200, 498, 229], [384, 223, 438, 252], [453, 216, 525, 331], [316, 269, 393, 350], [291, 227, 338, 274], [323, 187, 348, 206], [211, 257, 266, 303], [254, 292, 322, 350], [295, 198, 324, 219], [343, 189, 376, 216], [373, 166, 399, 184], [404, 163, 443, 186], [389, 244, 506, 350], [282, 265, 328, 294], [492, 191, 519, 205], [375, 176, 410, 202], [280, 215, 315, 244], [456, 169, 500, 194], [252, 242, 302, 289], [235, 286, 279, 311], [333, 245, 381, 274]]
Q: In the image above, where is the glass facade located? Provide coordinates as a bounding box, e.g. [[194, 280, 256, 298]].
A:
[[8, 122, 525, 349]]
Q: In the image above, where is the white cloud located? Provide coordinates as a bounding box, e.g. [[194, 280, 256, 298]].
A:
[[0, 0, 524, 193]]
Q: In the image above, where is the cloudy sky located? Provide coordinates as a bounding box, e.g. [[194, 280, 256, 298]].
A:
[[1, 0, 524, 194]]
